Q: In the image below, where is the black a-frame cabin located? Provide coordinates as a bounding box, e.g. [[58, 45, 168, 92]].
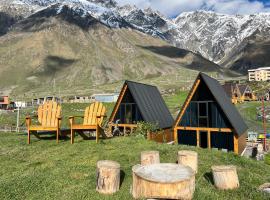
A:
[[173, 73, 248, 154], [109, 80, 174, 137]]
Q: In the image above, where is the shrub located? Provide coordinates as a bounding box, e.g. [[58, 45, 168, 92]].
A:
[[132, 121, 160, 138]]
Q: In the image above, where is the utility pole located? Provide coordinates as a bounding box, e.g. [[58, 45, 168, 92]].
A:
[[262, 95, 267, 151], [16, 106, 20, 132]]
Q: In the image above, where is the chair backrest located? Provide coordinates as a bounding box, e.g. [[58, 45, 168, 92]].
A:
[[83, 102, 106, 126], [37, 101, 61, 127]]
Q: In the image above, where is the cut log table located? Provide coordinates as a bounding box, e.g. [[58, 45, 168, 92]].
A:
[[212, 165, 239, 190], [132, 163, 195, 199], [96, 160, 120, 194], [141, 151, 160, 165], [177, 150, 198, 173]]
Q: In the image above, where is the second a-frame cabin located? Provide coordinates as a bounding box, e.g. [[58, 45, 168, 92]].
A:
[[109, 80, 174, 140], [222, 82, 242, 104], [173, 73, 248, 155]]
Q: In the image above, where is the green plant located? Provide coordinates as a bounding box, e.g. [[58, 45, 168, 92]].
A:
[[132, 121, 160, 138]]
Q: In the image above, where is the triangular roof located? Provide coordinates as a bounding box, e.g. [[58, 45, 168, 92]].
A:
[[238, 84, 252, 95], [174, 73, 248, 136], [109, 80, 174, 129]]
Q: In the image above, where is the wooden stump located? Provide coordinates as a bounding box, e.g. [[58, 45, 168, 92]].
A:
[[177, 150, 198, 173], [96, 160, 120, 194], [132, 163, 195, 199], [211, 165, 239, 190], [141, 151, 160, 165]]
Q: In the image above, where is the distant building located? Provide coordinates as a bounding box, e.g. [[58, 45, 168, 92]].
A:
[[91, 93, 119, 103], [238, 84, 256, 101], [32, 96, 61, 105], [68, 96, 92, 103], [15, 101, 28, 108], [248, 67, 270, 81], [0, 96, 10, 109]]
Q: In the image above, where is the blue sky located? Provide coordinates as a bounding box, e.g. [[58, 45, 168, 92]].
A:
[[116, 0, 270, 17]]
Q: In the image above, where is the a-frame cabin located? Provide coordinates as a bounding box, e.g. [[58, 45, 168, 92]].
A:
[[173, 73, 248, 155], [109, 80, 174, 139]]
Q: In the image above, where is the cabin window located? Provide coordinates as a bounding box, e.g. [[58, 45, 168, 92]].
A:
[[115, 103, 143, 124], [179, 101, 231, 129]]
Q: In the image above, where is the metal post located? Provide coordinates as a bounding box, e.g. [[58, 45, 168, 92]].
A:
[[16, 107, 20, 132], [262, 96, 267, 151]]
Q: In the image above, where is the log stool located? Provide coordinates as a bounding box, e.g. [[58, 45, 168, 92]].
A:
[[177, 150, 198, 173], [132, 163, 195, 199], [141, 151, 160, 165], [96, 160, 120, 194], [211, 165, 239, 190]]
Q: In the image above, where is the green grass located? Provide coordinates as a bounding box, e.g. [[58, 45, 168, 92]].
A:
[[164, 91, 189, 117], [236, 101, 270, 132], [0, 133, 270, 199]]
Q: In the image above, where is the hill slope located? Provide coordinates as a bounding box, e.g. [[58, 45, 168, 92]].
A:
[[0, 4, 222, 97], [0, 133, 269, 200], [1, 1, 270, 74]]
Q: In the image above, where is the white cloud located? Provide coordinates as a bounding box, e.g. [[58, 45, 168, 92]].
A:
[[116, 0, 270, 17]]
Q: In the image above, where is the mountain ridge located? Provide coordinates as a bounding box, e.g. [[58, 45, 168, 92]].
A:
[[1, 0, 269, 73]]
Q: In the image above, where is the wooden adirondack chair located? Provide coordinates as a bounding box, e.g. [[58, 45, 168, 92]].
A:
[[69, 102, 106, 144], [26, 101, 62, 144]]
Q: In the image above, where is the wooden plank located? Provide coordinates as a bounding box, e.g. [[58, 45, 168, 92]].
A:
[[196, 130, 199, 147], [174, 79, 201, 127], [99, 105, 106, 126], [174, 128, 178, 144], [56, 105, 61, 126], [207, 130, 211, 149], [41, 104, 48, 126], [91, 102, 99, 125], [51, 101, 57, 127], [234, 134, 239, 154], [83, 106, 90, 125], [176, 127, 232, 132], [96, 102, 103, 125], [109, 84, 128, 122], [38, 105, 43, 124], [46, 101, 53, 127]]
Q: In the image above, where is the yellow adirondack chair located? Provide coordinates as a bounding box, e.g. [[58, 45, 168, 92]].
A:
[[69, 102, 106, 144], [26, 101, 62, 144]]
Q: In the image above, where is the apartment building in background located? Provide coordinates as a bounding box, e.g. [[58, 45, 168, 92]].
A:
[[248, 67, 270, 81]]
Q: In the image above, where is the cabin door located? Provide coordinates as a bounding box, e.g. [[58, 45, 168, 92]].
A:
[[200, 131, 208, 148]]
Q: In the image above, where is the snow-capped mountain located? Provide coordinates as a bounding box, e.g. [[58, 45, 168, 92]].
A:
[[171, 10, 270, 65], [1, 0, 270, 71]]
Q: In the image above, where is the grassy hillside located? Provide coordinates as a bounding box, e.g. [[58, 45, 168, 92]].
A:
[[0, 134, 269, 200], [0, 12, 225, 99]]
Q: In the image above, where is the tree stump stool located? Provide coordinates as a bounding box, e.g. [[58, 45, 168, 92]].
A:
[[211, 165, 239, 190], [177, 150, 198, 173], [132, 163, 195, 199], [141, 151, 160, 165], [96, 160, 120, 194]]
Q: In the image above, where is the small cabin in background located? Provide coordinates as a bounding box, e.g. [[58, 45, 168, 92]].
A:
[[0, 96, 10, 109], [109, 80, 174, 142], [238, 84, 256, 101], [173, 73, 248, 155]]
